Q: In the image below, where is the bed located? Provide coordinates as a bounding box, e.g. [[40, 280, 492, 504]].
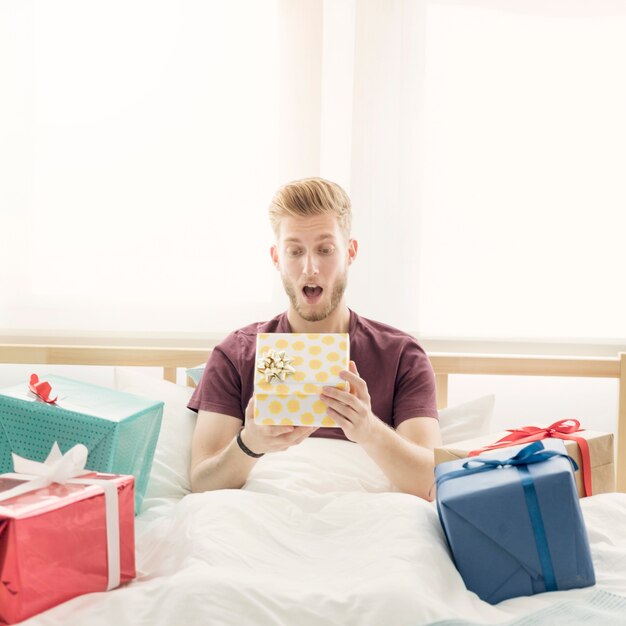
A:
[[1, 339, 626, 625]]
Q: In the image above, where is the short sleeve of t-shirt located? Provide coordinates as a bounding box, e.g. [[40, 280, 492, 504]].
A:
[[348, 314, 438, 436], [187, 314, 289, 420], [392, 339, 438, 426]]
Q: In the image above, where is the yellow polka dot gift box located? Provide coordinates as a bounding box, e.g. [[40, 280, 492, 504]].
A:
[[254, 333, 350, 427]]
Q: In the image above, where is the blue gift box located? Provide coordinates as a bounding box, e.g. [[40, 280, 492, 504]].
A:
[[0, 375, 163, 513], [435, 439, 595, 604]]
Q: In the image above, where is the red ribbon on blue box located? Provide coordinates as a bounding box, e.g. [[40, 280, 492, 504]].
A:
[[467, 419, 593, 496]]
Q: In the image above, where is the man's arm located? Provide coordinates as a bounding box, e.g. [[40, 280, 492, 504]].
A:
[[190, 410, 256, 492], [321, 361, 442, 501], [360, 417, 441, 500], [190, 400, 318, 492]]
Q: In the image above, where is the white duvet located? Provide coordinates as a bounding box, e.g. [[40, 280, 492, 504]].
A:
[[23, 439, 626, 626]]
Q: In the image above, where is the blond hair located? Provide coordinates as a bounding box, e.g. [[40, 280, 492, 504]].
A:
[[268, 177, 352, 240]]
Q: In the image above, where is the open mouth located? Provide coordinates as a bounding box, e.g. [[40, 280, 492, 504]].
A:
[[302, 285, 323, 303]]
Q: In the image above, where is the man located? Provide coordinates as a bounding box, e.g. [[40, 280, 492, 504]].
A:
[[189, 177, 441, 500]]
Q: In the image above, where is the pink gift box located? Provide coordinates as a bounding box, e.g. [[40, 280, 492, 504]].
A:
[[0, 472, 135, 624]]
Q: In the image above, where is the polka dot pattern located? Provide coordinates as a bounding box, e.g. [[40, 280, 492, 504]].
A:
[[268, 401, 282, 414], [275, 384, 289, 396], [311, 400, 326, 414], [254, 332, 350, 427]]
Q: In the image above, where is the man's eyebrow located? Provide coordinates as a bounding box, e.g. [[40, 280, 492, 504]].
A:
[[283, 233, 337, 243]]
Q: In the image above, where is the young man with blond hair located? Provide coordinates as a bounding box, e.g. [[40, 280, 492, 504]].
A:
[[189, 177, 441, 500]]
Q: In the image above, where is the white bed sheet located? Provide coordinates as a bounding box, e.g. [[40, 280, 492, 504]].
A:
[[22, 439, 626, 626]]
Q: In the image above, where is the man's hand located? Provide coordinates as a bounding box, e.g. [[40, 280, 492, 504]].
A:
[[320, 360, 382, 445], [319, 359, 440, 500], [239, 396, 318, 455]]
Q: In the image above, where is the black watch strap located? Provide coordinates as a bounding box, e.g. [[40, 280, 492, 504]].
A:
[[236, 429, 264, 458]]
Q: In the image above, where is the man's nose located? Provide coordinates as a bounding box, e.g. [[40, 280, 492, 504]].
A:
[[302, 252, 319, 276]]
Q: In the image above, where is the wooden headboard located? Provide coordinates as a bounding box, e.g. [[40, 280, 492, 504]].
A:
[[1, 342, 624, 491]]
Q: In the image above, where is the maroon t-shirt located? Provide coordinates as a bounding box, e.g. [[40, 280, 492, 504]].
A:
[[188, 309, 438, 442]]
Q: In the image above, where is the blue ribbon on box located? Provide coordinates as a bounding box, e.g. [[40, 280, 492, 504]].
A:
[[436, 441, 579, 593]]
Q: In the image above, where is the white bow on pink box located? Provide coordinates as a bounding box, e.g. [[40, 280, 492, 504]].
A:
[[0, 442, 122, 590]]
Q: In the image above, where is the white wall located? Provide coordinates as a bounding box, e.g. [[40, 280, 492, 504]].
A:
[[450, 375, 618, 435]]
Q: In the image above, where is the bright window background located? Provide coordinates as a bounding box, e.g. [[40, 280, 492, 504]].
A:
[[1, 1, 282, 332], [418, 2, 626, 340], [1, 0, 624, 343], [0, 1, 623, 434]]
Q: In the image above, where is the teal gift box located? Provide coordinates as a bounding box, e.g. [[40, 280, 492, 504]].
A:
[[0, 375, 163, 513]]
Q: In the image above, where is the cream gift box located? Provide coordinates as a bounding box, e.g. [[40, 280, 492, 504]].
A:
[[434, 424, 615, 498], [254, 333, 350, 427]]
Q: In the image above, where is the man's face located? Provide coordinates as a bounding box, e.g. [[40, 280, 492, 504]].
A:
[[271, 214, 357, 323]]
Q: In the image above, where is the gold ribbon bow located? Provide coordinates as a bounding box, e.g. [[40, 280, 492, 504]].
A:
[[256, 349, 296, 383]]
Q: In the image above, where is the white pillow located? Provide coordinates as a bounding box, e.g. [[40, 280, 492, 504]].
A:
[[113, 368, 196, 510], [438, 394, 495, 445]]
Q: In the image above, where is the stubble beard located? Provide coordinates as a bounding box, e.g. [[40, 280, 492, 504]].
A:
[[282, 270, 348, 323]]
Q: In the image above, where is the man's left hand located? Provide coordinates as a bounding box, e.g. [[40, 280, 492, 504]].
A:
[[320, 360, 382, 445]]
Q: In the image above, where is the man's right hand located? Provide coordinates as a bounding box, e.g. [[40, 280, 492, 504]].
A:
[[239, 396, 318, 455], [190, 398, 319, 492]]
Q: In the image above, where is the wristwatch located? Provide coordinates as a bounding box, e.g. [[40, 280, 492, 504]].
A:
[[236, 429, 264, 458]]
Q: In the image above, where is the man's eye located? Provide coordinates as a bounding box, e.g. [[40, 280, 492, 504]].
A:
[[319, 247, 335, 255], [286, 248, 303, 257]]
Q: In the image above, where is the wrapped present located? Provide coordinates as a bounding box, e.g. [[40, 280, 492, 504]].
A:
[[0, 444, 135, 624], [434, 419, 615, 498], [254, 333, 350, 427], [0, 374, 164, 512], [435, 439, 595, 604]]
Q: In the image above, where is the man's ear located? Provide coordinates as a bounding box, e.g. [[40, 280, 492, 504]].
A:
[[347, 238, 358, 265], [270, 244, 279, 269]]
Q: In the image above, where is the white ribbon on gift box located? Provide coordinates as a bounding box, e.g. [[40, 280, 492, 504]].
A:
[[0, 443, 121, 591]]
